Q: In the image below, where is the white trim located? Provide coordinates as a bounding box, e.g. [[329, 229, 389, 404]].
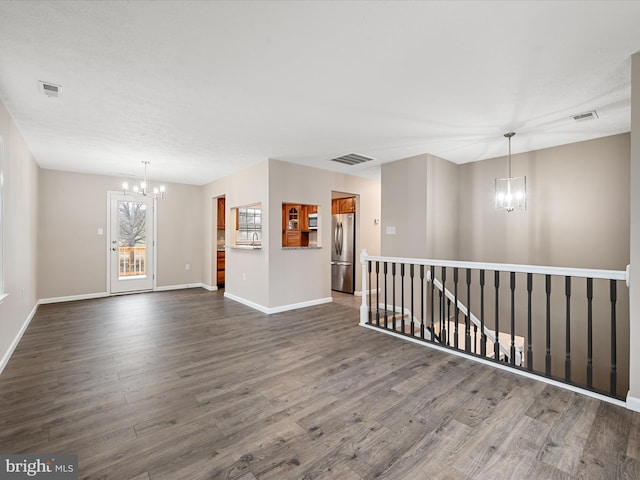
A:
[[364, 254, 627, 281], [39, 292, 109, 304], [354, 288, 377, 297], [0, 302, 39, 375], [0, 292, 8, 304], [224, 291, 333, 314], [626, 392, 640, 412], [361, 324, 626, 408], [200, 283, 218, 292], [154, 283, 209, 292]]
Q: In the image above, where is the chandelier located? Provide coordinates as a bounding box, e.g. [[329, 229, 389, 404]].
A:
[[495, 132, 525, 212], [122, 161, 166, 198]]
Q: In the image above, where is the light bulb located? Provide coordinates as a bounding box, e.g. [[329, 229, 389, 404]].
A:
[[122, 181, 129, 191], [133, 185, 139, 193]]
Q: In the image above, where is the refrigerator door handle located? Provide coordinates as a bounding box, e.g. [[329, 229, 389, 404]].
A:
[[338, 222, 343, 256], [334, 222, 340, 256]]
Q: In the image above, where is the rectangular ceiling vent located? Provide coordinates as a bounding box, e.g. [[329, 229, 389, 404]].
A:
[[38, 80, 62, 98], [330, 153, 374, 166], [572, 110, 598, 122]]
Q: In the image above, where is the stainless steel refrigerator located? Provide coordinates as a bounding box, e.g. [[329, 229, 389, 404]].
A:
[[331, 213, 355, 293]]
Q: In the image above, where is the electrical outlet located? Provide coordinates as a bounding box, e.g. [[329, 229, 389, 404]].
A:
[[242, 273, 246, 280], [185, 263, 190, 271]]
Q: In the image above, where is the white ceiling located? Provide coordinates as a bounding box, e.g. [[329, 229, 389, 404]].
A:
[[0, 1, 639, 185]]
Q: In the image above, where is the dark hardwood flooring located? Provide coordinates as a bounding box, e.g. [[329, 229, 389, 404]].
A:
[[1, 289, 639, 479]]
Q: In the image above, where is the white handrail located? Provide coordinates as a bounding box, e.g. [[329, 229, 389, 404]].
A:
[[363, 254, 627, 282]]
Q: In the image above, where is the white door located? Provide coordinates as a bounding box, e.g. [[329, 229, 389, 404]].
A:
[[109, 193, 155, 294]]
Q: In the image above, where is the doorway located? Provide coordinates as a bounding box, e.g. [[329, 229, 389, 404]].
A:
[[109, 192, 155, 294]]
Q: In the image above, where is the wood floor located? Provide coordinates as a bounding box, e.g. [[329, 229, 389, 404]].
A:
[[1, 289, 639, 480]]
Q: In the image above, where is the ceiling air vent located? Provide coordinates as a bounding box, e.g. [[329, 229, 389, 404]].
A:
[[38, 81, 62, 98], [330, 153, 374, 166], [572, 110, 598, 122]]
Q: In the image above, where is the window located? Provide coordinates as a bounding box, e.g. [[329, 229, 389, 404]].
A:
[[230, 203, 262, 246]]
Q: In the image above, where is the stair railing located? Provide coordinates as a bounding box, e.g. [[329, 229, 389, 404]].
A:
[[359, 249, 630, 400]]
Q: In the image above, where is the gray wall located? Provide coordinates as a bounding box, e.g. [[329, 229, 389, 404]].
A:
[[0, 100, 40, 370], [459, 133, 630, 270], [381, 153, 458, 259], [38, 170, 204, 299], [630, 52, 640, 402]]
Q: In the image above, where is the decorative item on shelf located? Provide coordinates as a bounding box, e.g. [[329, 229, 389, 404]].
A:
[[122, 161, 166, 198], [495, 132, 525, 212]]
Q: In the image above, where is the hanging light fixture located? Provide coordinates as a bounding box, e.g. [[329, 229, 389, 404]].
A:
[[122, 161, 166, 199], [495, 132, 525, 212]]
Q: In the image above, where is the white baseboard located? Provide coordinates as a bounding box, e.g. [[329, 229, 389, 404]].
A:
[[39, 292, 109, 304], [200, 283, 218, 292], [354, 288, 378, 297], [626, 392, 640, 412], [154, 283, 211, 292], [0, 302, 39, 375], [224, 292, 333, 315]]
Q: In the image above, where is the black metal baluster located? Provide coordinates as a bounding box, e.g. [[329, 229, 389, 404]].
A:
[[494, 271, 500, 361], [430, 266, 435, 342], [454, 268, 459, 349], [473, 324, 478, 354], [565, 276, 571, 382], [465, 268, 472, 352], [420, 265, 425, 340], [375, 261, 380, 327], [410, 264, 415, 337], [610, 280, 617, 397], [480, 270, 486, 357], [368, 260, 372, 324], [442, 267, 447, 345], [447, 298, 451, 346], [527, 273, 533, 371], [586, 278, 593, 388], [392, 263, 397, 332], [510, 272, 516, 366], [545, 275, 552, 376], [383, 262, 388, 329], [401, 264, 405, 334]]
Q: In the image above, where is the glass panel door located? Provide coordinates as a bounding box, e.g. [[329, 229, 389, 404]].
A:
[[110, 193, 154, 294]]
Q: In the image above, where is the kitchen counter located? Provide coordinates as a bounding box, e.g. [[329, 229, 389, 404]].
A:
[[282, 246, 322, 250]]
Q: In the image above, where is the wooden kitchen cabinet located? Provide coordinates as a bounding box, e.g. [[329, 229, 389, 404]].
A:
[[216, 197, 225, 230], [216, 251, 225, 286], [339, 197, 355, 213], [332, 196, 356, 214], [282, 204, 310, 247], [300, 205, 309, 232]]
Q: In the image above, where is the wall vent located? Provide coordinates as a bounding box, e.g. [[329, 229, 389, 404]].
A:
[[572, 110, 598, 122], [38, 81, 62, 98], [330, 153, 374, 166]]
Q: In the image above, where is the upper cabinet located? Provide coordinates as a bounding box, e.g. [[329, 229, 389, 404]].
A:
[[332, 196, 356, 214], [216, 197, 226, 230]]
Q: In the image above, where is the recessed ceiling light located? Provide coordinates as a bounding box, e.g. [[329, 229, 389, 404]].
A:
[[38, 80, 62, 98]]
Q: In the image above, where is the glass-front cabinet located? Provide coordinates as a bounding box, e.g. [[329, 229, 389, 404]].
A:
[[282, 203, 319, 248]]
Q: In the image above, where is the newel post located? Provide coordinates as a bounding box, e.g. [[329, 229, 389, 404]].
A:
[[360, 248, 368, 325]]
